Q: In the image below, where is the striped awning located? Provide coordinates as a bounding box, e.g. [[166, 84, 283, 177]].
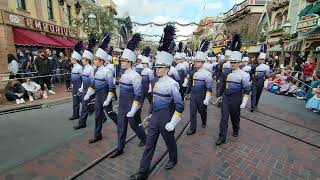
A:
[[246, 45, 262, 53], [268, 44, 281, 52], [285, 41, 302, 52]]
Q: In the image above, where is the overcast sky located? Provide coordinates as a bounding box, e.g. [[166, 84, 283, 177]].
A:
[[113, 0, 243, 41]]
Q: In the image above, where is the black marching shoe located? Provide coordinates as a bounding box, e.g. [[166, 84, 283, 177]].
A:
[[129, 172, 148, 180], [109, 149, 123, 158], [232, 131, 239, 137], [215, 137, 226, 146], [138, 139, 146, 147], [73, 124, 86, 130], [201, 123, 206, 128], [250, 108, 255, 112], [88, 136, 102, 144], [186, 128, 196, 135], [164, 160, 177, 170], [69, 116, 79, 120]]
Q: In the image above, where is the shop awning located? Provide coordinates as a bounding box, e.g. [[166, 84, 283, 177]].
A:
[[13, 28, 63, 47], [268, 44, 281, 52], [285, 41, 302, 52], [309, 2, 320, 14], [68, 38, 79, 44], [47, 34, 75, 48], [298, 4, 313, 16], [246, 45, 261, 53]]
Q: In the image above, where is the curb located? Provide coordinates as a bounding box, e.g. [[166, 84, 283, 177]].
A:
[[0, 97, 72, 115]]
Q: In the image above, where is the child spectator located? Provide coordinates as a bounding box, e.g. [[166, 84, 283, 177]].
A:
[[5, 79, 27, 104], [268, 74, 282, 93], [22, 78, 42, 102], [277, 77, 291, 95], [305, 84, 320, 113], [286, 79, 298, 96]]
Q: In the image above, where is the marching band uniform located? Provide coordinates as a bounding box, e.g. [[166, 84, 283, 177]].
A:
[[130, 25, 184, 180], [216, 34, 250, 145], [185, 40, 212, 135], [110, 34, 147, 158], [84, 33, 118, 143], [140, 47, 154, 110], [135, 55, 144, 75], [69, 42, 83, 120], [241, 57, 252, 75], [74, 38, 96, 129], [250, 52, 270, 112], [168, 66, 181, 83], [175, 42, 187, 100]]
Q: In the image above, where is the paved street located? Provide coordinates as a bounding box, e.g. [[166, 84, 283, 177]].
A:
[[0, 90, 319, 180]]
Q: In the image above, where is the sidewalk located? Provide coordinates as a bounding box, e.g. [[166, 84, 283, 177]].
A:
[[0, 84, 72, 112], [153, 105, 320, 180]]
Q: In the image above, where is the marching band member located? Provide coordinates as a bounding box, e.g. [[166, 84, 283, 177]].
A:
[[130, 25, 184, 180], [74, 38, 96, 130], [68, 41, 83, 121], [250, 49, 270, 112], [174, 42, 188, 99], [84, 33, 118, 143], [216, 34, 250, 145], [110, 34, 147, 158], [140, 46, 154, 111], [185, 40, 212, 135]]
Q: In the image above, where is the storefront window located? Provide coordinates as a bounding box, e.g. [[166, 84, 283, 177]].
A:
[[47, 0, 54, 20], [17, 0, 26, 10], [67, 5, 72, 26]]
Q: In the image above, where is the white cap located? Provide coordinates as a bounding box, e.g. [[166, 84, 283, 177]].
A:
[[225, 50, 232, 57], [212, 57, 217, 61], [155, 51, 173, 67], [95, 48, 108, 61], [195, 51, 207, 61], [230, 51, 242, 62], [181, 52, 186, 58], [121, 48, 137, 63], [71, 51, 82, 61], [219, 55, 226, 61], [258, 52, 267, 60], [137, 54, 143, 60], [141, 55, 150, 64], [82, 50, 94, 60], [174, 52, 182, 59], [242, 57, 249, 62]]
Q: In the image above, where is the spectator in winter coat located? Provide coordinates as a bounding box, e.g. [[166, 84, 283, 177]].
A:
[[5, 79, 27, 104]]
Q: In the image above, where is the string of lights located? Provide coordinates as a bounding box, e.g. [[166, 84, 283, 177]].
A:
[[132, 20, 223, 27]]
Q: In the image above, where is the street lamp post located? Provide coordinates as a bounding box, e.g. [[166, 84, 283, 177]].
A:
[[280, 21, 292, 68], [88, 12, 97, 37]]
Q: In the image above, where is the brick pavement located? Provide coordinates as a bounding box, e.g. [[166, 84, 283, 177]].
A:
[[76, 102, 191, 180], [153, 105, 320, 180], [0, 104, 149, 180], [242, 109, 320, 147]]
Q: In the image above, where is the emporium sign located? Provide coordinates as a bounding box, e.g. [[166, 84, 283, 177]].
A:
[[297, 13, 320, 34], [24, 17, 70, 36], [3, 11, 72, 37]]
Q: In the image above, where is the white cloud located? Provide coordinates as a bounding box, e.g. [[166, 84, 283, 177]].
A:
[[205, 2, 223, 10], [229, 0, 244, 6]]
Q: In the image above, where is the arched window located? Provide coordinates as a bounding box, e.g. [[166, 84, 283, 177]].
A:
[[274, 13, 283, 30], [283, 10, 288, 24]]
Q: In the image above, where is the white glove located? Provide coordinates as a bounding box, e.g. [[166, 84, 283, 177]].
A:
[[126, 100, 141, 117], [203, 91, 212, 105], [182, 76, 188, 87], [103, 92, 114, 107], [78, 83, 83, 93], [84, 87, 95, 101], [165, 111, 182, 131], [148, 83, 152, 93], [240, 95, 249, 109]]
